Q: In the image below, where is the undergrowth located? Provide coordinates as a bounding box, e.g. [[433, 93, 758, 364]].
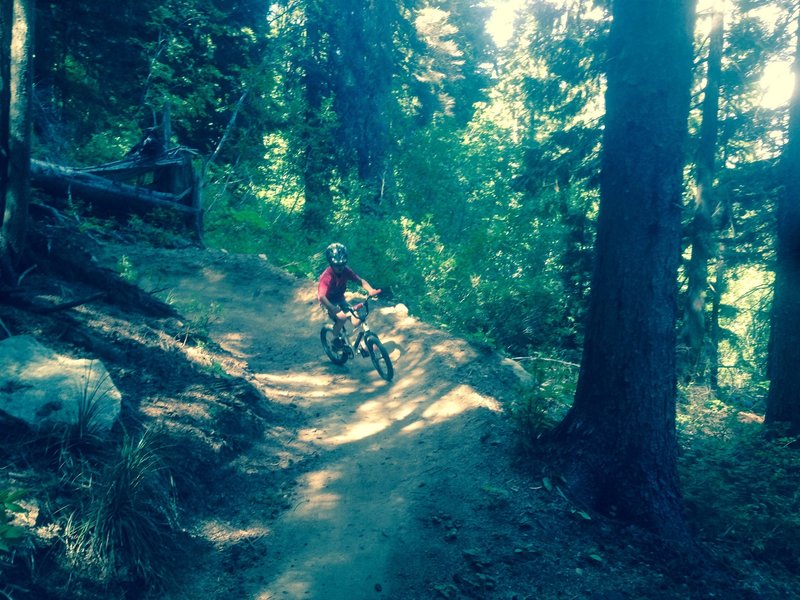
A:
[[1, 382, 181, 596], [507, 367, 800, 583], [678, 388, 800, 577]]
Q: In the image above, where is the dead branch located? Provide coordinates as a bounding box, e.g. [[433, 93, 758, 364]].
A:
[[29, 291, 106, 314]]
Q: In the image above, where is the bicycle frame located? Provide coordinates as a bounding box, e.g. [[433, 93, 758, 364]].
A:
[[320, 293, 394, 380], [339, 300, 373, 358]]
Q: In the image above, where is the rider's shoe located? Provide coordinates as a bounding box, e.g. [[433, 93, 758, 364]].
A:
[[332, 336, 345, 350]]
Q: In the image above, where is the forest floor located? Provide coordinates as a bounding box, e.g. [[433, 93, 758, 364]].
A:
[[0, 222, 792, 599]]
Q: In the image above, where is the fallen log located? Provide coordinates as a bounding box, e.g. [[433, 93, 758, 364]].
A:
[[31, 159, 197, 216], [81, 153, 189, 182]]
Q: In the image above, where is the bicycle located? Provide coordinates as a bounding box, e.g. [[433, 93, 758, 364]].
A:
[[320, 292, 394, 381]]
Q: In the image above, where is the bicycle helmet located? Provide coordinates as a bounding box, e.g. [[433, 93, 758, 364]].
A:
[[325, 242, 348, 267]]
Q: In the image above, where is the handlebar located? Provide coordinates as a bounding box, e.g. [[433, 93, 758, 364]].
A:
[[350, 290, 382, 316]]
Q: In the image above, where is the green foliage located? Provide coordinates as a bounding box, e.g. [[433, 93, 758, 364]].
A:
[[63, 431, 178, 584], [117, 255, 137, 283], [508, 358, 577, 450], [679, 389, 800, 571], [0, 489, 27, 553]]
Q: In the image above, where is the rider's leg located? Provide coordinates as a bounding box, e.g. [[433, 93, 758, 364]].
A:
[[332, 314, 348, 337], [331, 299, 351, 337]]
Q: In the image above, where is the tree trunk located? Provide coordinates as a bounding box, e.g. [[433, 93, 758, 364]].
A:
[[0, 0, 34, 282], [765, 16, 800, 436], [552, 0, 695, 543], [0, 0, 12, 218], [300, 1, 334, 233], [680, 10, 722, 383]]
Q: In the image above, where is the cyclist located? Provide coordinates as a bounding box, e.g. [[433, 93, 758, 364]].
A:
[[318, 243, 378, 346]]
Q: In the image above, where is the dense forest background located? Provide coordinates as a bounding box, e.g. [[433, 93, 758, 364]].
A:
[[20, 0, 788, 386], [4, 0, 800, 595]]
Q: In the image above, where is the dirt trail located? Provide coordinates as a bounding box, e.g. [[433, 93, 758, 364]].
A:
[[103, 244, 533, 600]]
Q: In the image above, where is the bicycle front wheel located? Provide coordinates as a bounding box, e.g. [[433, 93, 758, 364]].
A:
[[321, 324, 348, 365], [366, 333, 393, 381]]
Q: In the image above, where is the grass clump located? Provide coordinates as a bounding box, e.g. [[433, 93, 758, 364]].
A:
[[62, 430, 178, 586]]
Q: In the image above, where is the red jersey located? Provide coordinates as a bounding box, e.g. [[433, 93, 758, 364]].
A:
[[318, 266, 361, 303]]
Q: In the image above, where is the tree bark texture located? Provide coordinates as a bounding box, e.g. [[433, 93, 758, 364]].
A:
[[766, 16, 800, 435], [680, 10, 722, 383], [1, 0, 34, 277], [0, 0, 12, 218], [554, 0, 695, 542]]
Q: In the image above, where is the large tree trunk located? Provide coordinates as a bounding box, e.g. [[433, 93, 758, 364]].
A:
[[0, 0, 34, 283], [765, 16, 800, 436], [552, 0, 695, 543], [680, 10, 723, 383]]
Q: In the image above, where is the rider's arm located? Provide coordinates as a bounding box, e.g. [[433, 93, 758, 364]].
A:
[[359, 278, 378, 297]]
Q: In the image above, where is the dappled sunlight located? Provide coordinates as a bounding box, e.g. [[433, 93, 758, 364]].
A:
[[422, 385, 479, 422], [326, 419, 393, 444], [291, 469, 344, 520], [401, 420, 426, 433], [200, 520, 269, 546], [304, 380, 501, 447], [254, 371, 360, 399], [200, 267, 226, 283], [254, 575, 318, 600], [215, 331, 256, 358], [358, 397, 417, 422]]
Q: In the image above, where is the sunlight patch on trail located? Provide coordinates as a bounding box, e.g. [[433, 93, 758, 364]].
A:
[[422, 384, 498, 422], [325, 419, 393, 444], [255, 372, 359, 398], [199, 520, 269, 545], [298, 384, 501, 447], [200, 267, 226, 282], [291, 469, 343, 520], [214, 332, 254, 358]]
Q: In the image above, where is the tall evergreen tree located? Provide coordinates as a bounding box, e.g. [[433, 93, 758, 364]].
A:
[[766, 10, 800, 436], [552, 0, 696, 540], [680, 9, 723, 382], [300, 0, 335, 232]]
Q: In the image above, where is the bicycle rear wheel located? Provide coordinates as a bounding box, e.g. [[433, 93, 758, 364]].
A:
[[366, 333, 393, 381], [321, 325, 348, 365]]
